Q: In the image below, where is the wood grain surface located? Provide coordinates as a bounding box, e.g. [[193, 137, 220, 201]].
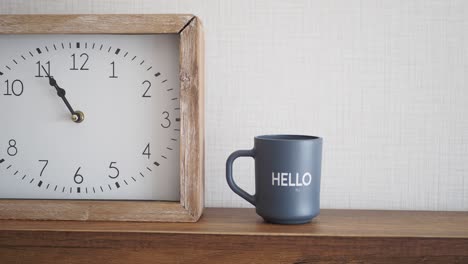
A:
[[1, 208, 467, 263], [179, 16, 205, 220], [0, 14, 205, 222], [0, 14, 193, 34]]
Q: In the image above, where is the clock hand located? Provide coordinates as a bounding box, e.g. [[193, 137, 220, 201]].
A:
[[42, 66, 84, 123]]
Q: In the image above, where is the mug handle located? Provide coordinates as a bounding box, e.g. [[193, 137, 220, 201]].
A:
[[226, 149, 256, 206]]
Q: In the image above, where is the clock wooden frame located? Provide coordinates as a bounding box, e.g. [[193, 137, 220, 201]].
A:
[[0, 14, 204, 222]]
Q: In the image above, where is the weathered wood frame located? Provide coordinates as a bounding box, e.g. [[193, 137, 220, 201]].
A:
[[0, 15, 204, 222]]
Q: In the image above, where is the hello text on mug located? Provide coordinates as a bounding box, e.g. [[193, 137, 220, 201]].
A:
[[271, 172, 312, 187]]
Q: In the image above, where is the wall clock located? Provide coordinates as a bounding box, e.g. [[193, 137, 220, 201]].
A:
[[0, 15, 204, 222]]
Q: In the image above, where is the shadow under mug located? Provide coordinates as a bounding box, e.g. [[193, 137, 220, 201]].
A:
[[226, 135, 323, 224]]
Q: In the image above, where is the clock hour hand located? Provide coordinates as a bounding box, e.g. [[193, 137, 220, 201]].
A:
[[42, 66, 84, 123]]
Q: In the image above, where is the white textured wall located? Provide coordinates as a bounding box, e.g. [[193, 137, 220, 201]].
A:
[[2, 0, 468, 211]]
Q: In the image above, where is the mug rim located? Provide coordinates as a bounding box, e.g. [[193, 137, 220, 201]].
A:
[[255, 134, 322, 141]]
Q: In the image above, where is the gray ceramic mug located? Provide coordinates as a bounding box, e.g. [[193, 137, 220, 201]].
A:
[[226, 135, 323, 224]]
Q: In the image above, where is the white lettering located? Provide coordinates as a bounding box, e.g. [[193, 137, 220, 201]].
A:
[[295, 172, 302, 186], [302, 172, 312, 186], [281, 173, 288, 186], [271, 172, 313, 187], [272, 172, 280, 186], [288, 173, 295, 186]]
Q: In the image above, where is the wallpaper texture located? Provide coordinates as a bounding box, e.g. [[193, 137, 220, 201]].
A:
[[1, 0, 467, 210]]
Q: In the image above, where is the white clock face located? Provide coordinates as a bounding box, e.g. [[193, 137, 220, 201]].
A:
[[0, 34, 180, 201]]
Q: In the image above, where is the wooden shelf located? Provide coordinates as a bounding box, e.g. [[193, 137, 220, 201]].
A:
[[1, 208, 468, 263]]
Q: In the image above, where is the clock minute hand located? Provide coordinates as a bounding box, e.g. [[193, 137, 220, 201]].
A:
[[42, 66, 84, 123]]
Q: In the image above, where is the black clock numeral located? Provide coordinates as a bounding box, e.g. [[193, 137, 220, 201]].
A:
[[70, 53, 89, 71], [36, 61, 51, 77], [108, 162, 120, 179], [142, 80, 151, 98], [4, 80, 24, 96], [109, 61, 118, 78], [161, 111, 171, 128], [38, 160, 48, 177], [142, 143, 151, 159], [7, 139, 17, 156], [74, 167, 84, 184]]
